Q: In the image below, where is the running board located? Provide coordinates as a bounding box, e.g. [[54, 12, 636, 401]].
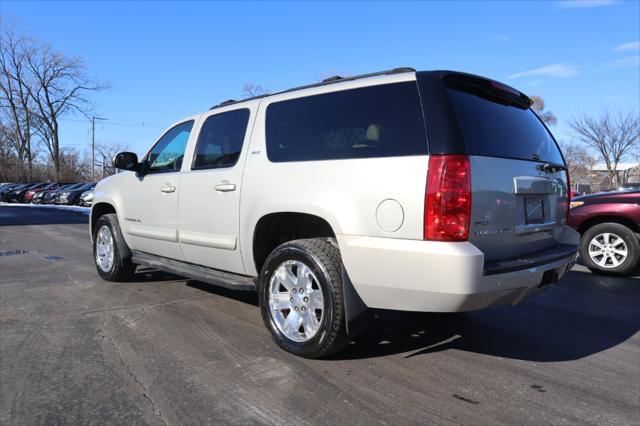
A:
[[131, 251, 256, 291]]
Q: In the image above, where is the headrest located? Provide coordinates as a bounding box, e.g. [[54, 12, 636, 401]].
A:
[[366, 124, 380, 141]]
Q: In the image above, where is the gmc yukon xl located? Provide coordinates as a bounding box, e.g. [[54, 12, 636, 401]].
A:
[[90, 68, 579, 358]]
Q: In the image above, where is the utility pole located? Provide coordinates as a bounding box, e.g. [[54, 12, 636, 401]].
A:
[[91, 116, 107, 180]]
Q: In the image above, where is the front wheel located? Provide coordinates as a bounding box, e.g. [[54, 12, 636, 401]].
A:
[[93, 213, 136, 281], [580, 222, 639, 275], [258, 239, 348, 358]]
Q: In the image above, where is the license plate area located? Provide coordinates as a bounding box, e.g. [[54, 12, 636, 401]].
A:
[[525, 196, 544, 224]]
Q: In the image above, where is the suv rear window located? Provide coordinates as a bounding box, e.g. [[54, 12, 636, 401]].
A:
[[445, 86, 563, 163], [265, 82, 428, 162]]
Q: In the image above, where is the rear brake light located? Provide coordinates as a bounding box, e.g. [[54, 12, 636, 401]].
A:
[[424, 155, 471, 241], [489, 81, 521, 97]]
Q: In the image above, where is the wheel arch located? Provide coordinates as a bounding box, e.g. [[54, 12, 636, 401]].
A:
[[91, 202, 117, 238], [577, 215, 640, 235], [251, 212, 338, 275]]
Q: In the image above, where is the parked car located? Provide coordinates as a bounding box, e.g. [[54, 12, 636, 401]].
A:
[[31, 190, 47, 204], [91, 68, 579, 358], [41, 183, 81, 204], [2, 183, 28, 202], [7, 183, 48, 203], [0, 182, 15, 192], [79, 189, 94, 207], [617, 183, 640, 191], [568, 190, 640, 275], [24, 183, 60, 203], [0, 183, 20, 202], [55, 182, 96, 205], [0, 183, 16, 199]]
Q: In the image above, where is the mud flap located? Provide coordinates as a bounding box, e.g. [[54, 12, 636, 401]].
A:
[[342, 267, 368, 336]]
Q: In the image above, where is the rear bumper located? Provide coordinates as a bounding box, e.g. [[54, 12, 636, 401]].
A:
[[337, 227, 579, 312]]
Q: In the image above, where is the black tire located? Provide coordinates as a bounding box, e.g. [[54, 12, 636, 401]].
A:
[[93, 213, 136, 281], [258, 238, 348, 358], [580, 222, 639, 276]]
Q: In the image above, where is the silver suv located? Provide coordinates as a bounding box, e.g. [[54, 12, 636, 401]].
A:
[[90, 68, 579, 358]]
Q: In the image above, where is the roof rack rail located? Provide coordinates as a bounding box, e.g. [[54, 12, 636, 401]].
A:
[[209, 67, 415, 110]]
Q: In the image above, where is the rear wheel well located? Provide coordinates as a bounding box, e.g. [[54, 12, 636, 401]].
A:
[[577, 215, 640, 235], [253, 213, 336, 274], [91, 203, 117, 236]]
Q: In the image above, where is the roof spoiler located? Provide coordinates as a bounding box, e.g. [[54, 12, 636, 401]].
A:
[[441, 72, 533, 109]]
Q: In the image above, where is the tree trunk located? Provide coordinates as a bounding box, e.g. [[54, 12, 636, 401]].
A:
[[26, 139, 33, 181], [49, 118, 60, 181]]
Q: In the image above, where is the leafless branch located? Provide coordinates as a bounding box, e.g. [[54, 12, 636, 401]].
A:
[[570, 109, 640, 187]]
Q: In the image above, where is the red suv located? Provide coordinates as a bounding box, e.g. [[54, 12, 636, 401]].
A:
[[568, 190, 640, 275]]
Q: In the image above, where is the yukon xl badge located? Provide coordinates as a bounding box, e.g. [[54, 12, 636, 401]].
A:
[[473, 228, 512, 237]]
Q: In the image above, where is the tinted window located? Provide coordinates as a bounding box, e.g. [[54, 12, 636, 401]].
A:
[[446, 88, 563, 163], [266, 82, 427, 162], [192, 109, 250, 170], [147, 121, 194, 173], [77, 182, 96, 191]]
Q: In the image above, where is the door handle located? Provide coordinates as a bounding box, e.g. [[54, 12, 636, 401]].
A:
[[215, 182, 236, 192], [160, 184, 176, 193]]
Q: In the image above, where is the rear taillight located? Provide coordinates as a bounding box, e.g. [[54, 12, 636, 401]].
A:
[[424, 155, 471, 241]]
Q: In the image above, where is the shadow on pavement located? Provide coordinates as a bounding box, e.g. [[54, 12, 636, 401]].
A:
[[187, 279, 260, 306], [330, 270, 640, 361], [0, 206, 88, 226], [128, 264, 639, 363]]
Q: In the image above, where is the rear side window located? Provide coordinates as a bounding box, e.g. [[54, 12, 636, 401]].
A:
[[192, 109, 250, 170], [445, 87, 563, 163], [266, 82, 428, 162]]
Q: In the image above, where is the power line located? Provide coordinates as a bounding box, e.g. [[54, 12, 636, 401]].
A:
[[58, 117, 161, 128]]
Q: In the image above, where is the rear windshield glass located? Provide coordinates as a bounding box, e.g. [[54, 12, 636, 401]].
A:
[[446, 87, 563, 163], [266, 82, 428, 162]]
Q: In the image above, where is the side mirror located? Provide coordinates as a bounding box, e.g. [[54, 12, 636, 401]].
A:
[[113, 152, 142, 173]]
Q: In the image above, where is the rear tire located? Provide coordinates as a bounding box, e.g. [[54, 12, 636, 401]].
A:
[[580, 222, 639, 276], [258, 238, 348, 358], [93, 213, 136, 281]]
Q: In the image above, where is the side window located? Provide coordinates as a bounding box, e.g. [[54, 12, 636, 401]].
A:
[[147, 121, 194, 173], [192, 109, 250, 170], [265, 82, 427, 162]]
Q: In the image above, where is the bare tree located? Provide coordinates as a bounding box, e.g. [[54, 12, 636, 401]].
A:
[[0, 23, 35, 180], [530, 96, 557, 126], [558, 140, 598, 187], [58, 147, 90, 181], [0, 121, 18, 181], [242, 83, 269, 98], [96, 141, 128, 177], [570, 110, 639, 187], [24, 40, 107, 180], [96, 141, 128, 163]]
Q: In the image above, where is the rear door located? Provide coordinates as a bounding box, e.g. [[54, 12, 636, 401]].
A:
[[177, 105, 256, 274], [419, 72, 570, 262]]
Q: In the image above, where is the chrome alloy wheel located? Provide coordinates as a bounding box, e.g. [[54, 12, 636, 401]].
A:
[[95, 225, 115, 272], [268, 260, 324, 343], [588, 232, 628, 269]]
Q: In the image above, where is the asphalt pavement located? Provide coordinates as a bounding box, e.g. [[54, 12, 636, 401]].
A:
[[1, 205, 638, 425]]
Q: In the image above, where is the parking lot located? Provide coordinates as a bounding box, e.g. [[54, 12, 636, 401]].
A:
[[0, 205, 638, 425]]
